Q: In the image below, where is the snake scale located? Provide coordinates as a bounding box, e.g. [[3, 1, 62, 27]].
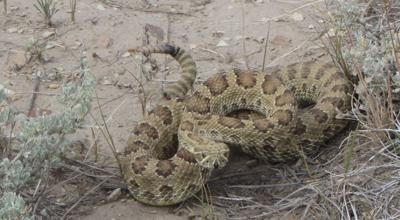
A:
[[117, 44, 351, 206]]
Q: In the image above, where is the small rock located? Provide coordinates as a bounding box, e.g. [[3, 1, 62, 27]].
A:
[[41, 54, 51, 63], [107, 188, 122, 202], [71, 41, 82, 50], [273, 17, 288, 22], [271, 35, 290, 46], [189, 43, 197, 49], [8, 94, 23, 102], [48, 84, 60, 89], [308, 24, 315, 29], [17, 29, 24, 34], [6, 51, 28, 70], [216, 40, 229, 47], [7, 27, 18, 33], [121, 52, 131, 58], [122, 83, 131, 88], [212, 31, 225, 38], [234, 35, 243, 40], [116, 68, 125, 75], [10, 6, 19, 11], [96, 4, 105, 10], [0, 84, 15, 97], [116, 81, 131, 89], [101, 78, 113, 85], [45, 43, 56, 50], [254, 36, 264, 43], [42, 30, 55, 38], [97, 35, 113, 48], [291, 12, 304, 21], [327, 28, 336, 37]]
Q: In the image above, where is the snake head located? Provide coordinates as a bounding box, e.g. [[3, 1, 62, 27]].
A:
[[193, 142, 230, 169]]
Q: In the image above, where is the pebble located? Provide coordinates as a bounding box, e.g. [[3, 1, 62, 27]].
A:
[[189, 43, 197, 49], [291, 12, 304, 21], [216, 40, 229, 47], [0, 84, 15, 96], [271, 35, 290, 46], [42, 31, 55, 38], [96, 4, 105, 10], [7, 27, 18, 33], [121, 52, 131, 58], [6, 51, 28, 70], [48, 84, 60, 89], [106, 188, 122, 202], [97, 35, 113, 48], [101, 78, 113, 85]]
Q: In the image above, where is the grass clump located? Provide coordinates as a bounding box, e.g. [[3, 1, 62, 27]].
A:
[[25, 37, 47, 64], [34, 0, 59, 27], [323, 0, 400, 141]]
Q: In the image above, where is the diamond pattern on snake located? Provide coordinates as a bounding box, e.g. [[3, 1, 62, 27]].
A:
[[116, 43, 351, 206]]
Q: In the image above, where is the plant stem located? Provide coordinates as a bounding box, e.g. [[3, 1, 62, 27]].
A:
[[3, 0, 7, 14], [70, 0, 76, 24]]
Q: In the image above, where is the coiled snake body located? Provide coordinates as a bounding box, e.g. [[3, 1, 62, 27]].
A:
[[117, 44, 351, 206]]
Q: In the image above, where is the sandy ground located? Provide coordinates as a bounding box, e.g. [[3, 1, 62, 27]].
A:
[[0, 0, 332, 219]]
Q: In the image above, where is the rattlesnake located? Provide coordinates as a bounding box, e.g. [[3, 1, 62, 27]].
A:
[[117, 44, 351, 206]]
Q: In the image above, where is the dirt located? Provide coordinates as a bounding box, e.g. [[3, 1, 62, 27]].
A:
[[0, 0, 332, 219]]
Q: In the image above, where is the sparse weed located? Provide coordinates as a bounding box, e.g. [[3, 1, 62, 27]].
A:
[[0, 54, 95, 218], [34, 0, 59, 27], [323, 0, 400, 143], [25, 37, 47, 63]]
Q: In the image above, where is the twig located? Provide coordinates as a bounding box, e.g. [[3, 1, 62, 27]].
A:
[[199, 47, 226, 60], [90, 92, 120, 166], [300, 197, 314, 220], [241, 1, 249, 70], [89, 127, 98, 162], [91, 89, 131, 111], [267, 39, 309, 67], [28, 76, 40, 117], [262, 21, 271, 72]]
